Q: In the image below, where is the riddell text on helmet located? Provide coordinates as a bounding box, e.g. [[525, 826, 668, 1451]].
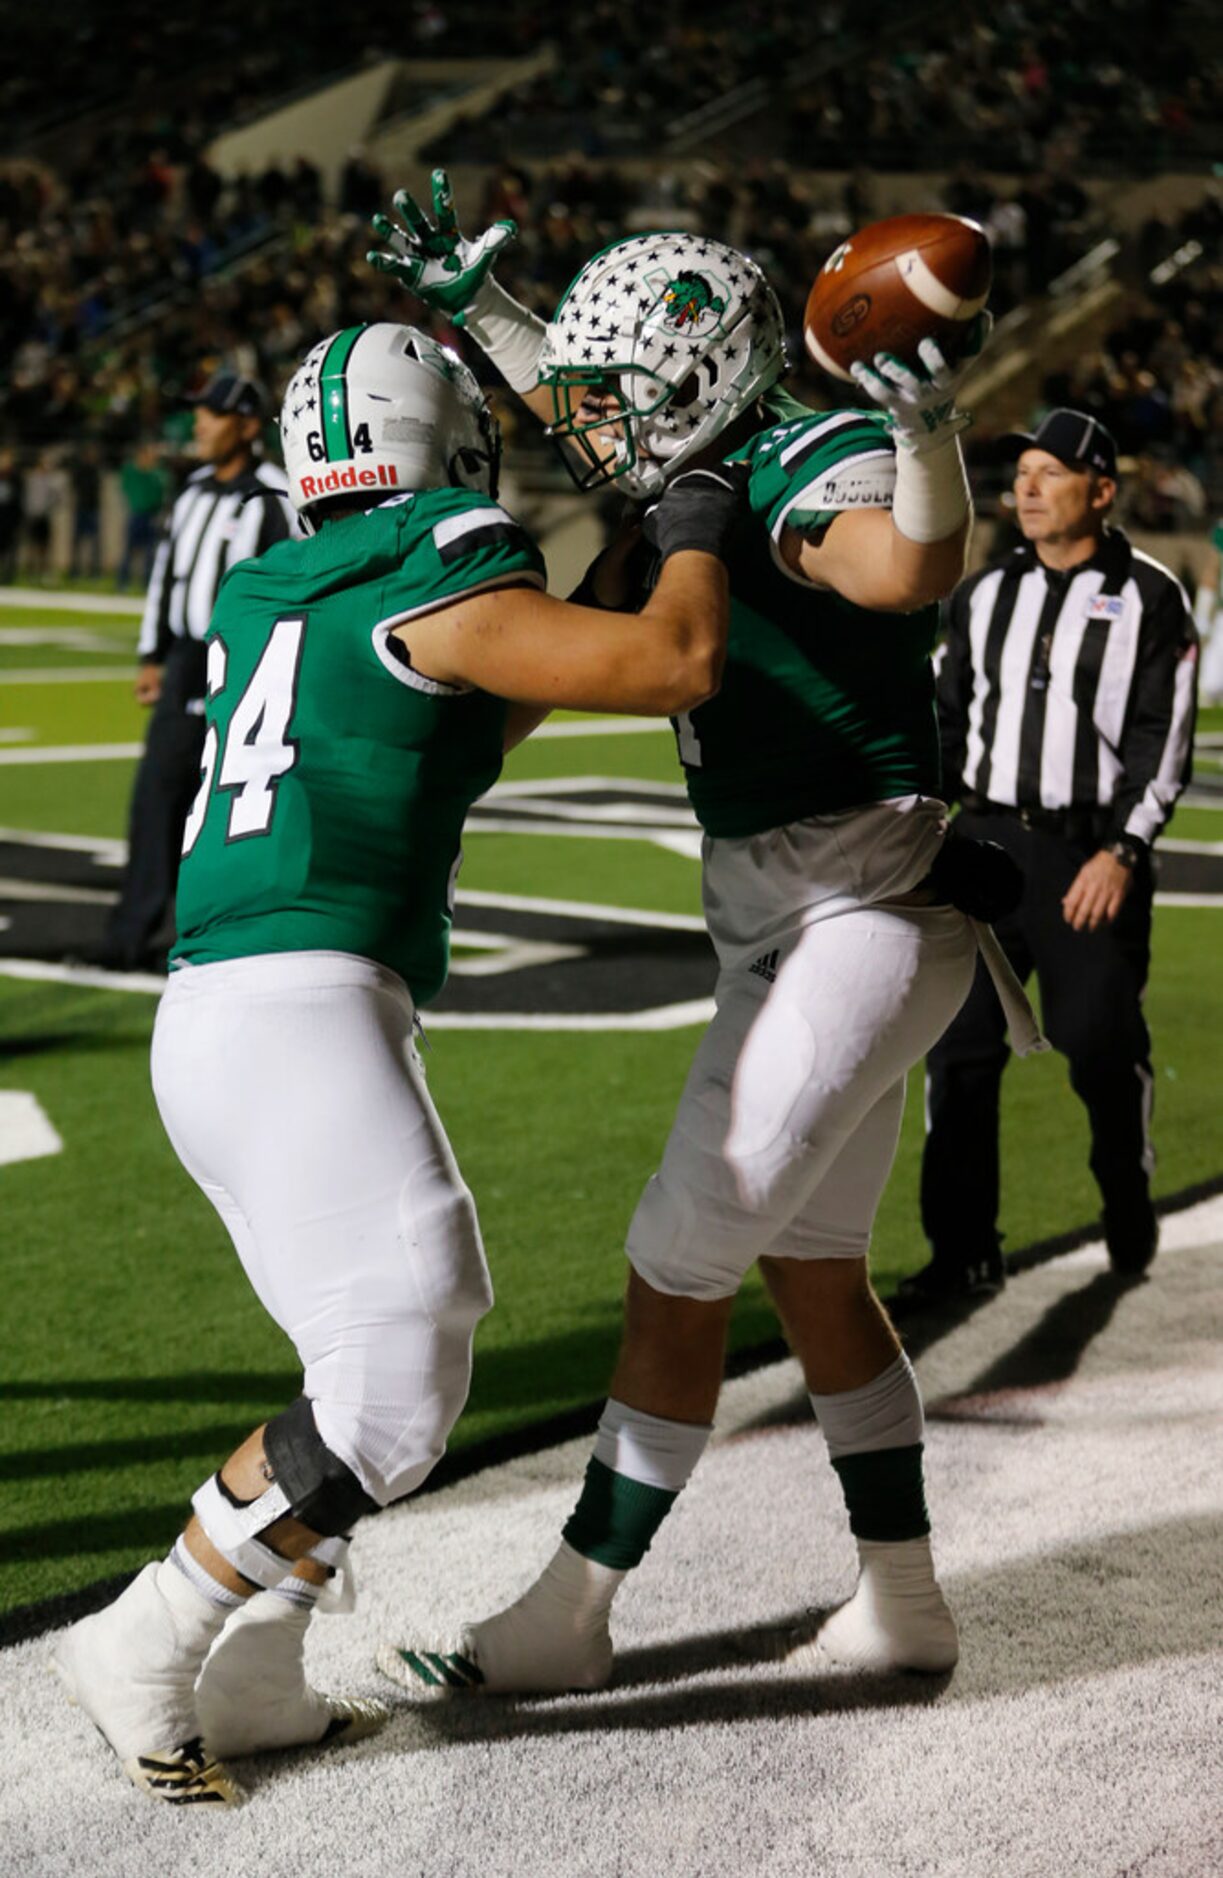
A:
[[299, 464, 400, 498]]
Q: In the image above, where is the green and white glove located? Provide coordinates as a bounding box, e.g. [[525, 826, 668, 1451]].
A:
[[368, 169, 516, 319], [368, 170, 546, 393], [849, 312, 993, 456]]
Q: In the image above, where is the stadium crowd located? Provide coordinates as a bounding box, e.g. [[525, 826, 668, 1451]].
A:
[[1, 0, 1219, 574]]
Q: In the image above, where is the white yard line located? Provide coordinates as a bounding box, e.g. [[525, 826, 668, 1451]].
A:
[[0, 587, 143, 614], [0, 743, 143, 766], [0, 669, 136, 684]]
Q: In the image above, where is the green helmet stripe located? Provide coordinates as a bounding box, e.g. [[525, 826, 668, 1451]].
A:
[[318, 326, 363, 461]]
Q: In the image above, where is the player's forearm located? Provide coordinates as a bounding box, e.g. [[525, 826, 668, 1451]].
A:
[[637, 554, 728, 712], [884, 517, 970, 609]]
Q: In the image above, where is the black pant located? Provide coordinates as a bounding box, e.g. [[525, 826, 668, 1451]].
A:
[[105, 696, 206, 964], [921, 809, 1154, 1260]]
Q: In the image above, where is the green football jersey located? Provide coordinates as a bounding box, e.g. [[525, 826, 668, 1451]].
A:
[[677, 392, 942, 838], [171, 491, 545, 1005]]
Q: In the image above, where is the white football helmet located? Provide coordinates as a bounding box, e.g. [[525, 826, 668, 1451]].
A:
[[538, 233, 787, 498], [279, 322, 500, 529]]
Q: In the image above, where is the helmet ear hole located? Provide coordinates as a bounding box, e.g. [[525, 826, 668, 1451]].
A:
[[673, 371, 701, 409]]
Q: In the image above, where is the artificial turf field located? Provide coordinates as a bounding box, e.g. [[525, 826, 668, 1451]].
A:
[[2, 591, 1221, 1620]]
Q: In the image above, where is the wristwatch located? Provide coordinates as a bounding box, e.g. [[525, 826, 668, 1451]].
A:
[[1107, 837, 1145, 869]]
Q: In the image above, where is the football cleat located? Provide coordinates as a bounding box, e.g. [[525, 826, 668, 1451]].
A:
[[124, 1739, 244, 1807], [195, 1589, 390, 1757], [51, 1559, 243, 1806], [376, 1642, 486, 1696], [811, 1536, 959, 1674], [376, 1542, 619, 1697]]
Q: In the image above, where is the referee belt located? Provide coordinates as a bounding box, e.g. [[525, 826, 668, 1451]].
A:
[[961, 796, 1108, 844]]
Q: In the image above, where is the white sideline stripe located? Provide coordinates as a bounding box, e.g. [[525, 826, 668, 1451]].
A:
[[0, 587, 143, 614], [0, 729, 36, 742], [0, 828, 127, 861], [476, 797, 696, 829], [1159, 837, 1223, 855], [457, 887, 706, 931], [0, 878, 118, 904], [529, 717, 673, 739], [465, 815, 693, 845], [0, 957, 716, 1026], [0, 743, 142, 766], [1153, 893, 1223, 908], [895, 248, 989, 321], [424, 1000, 715, 1032], [488, 774, 690, 800], [0, 960, 166, 994], [448, 931, 588, 976], [0, 669, 136, 684], [0, 1091, 63, 1167]]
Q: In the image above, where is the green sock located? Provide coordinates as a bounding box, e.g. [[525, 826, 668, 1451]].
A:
[[562, 1457, 679, 1569], [829, 1443, 931, 1543]]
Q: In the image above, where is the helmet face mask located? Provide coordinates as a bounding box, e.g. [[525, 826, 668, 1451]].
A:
[[280, 322, 501, 530], [539, 233, 787, 498]]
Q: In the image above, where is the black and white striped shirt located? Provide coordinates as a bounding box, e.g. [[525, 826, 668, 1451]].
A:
[[937, 530, 1198, 849], [137, 460, 297, 704]]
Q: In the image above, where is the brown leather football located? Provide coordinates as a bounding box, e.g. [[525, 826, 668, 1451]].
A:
[[804, 214, 992, 382]]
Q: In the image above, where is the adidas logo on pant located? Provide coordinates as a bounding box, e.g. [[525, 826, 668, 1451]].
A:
[[748, 949, 779, 983]]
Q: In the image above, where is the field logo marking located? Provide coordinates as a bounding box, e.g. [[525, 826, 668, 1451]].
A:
[[0, 1091, 63, 1167]]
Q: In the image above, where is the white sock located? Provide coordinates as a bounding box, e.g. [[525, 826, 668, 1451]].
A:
[[169, 1535, 244, 1611], [815, 1535, 958, 1674]]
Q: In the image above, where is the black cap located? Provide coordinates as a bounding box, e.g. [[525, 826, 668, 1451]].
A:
[[1000, 408, 1118, 478], [185, 372, 267, 418]]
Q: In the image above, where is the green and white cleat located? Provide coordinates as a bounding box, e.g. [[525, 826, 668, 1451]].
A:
[[376, 1640, 486, 1696]]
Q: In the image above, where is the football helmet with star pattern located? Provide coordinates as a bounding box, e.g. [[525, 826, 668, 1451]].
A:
[[279, 322, 500, 531], [538, 233, 787, 498]]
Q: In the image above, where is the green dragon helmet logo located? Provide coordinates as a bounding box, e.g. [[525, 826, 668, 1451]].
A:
[[661, 273, 727, 332]]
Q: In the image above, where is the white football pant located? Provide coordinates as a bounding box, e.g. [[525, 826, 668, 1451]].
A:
[[628, 797, 977, 1297], [151, 952, 492, 1504]]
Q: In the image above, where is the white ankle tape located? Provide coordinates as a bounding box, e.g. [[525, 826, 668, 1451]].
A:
[[310, 1534, 357, 1613], [458, 277, 547, 394], [192, 1474, 295, 1590], [890, 436, 970, 544]]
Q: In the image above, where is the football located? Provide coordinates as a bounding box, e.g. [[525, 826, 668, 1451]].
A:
[[803, 213, 992, 382]]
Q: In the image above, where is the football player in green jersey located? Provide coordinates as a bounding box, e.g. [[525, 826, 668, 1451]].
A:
[[52, 321, 745, 1807], [369, 180, 1028, 1698]]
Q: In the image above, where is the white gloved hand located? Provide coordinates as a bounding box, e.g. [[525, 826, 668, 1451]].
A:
[[850, 311, 992, 454], [368, 169, 517, 320]]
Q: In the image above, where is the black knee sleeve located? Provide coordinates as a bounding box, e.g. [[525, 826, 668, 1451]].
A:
[[263, 1395, 381, 1534]]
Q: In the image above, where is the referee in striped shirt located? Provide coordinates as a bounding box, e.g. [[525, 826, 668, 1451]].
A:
[[91, 373, 297, 970], [909, 409, 1198, 1299]]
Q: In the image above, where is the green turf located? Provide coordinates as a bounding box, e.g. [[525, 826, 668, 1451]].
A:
[[460, 832, 701, 914], [3, 900, 1220, 1612], [503, 727, 683, 786], [2, 600, 1221, 1615]]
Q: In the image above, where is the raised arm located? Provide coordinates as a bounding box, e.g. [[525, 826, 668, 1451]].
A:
[[782, 321, 990, 612], [368, 171, 553, 421]]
